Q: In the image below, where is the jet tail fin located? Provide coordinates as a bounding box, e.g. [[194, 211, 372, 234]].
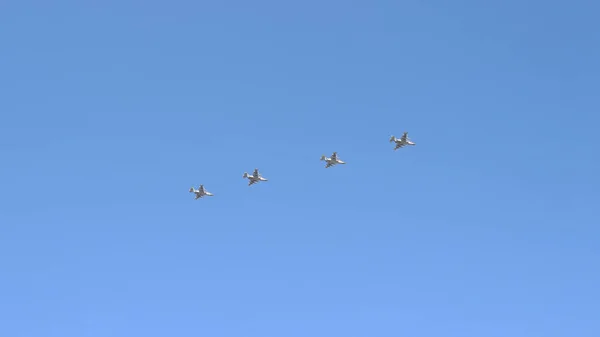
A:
[[243, 172, 248, 178], [389, 135, 396, 143], [320, 155, 326, 161], [189, 187, 194, 193]]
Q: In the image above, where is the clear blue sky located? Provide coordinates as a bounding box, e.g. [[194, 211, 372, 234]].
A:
[[1, 1, 598, 336]]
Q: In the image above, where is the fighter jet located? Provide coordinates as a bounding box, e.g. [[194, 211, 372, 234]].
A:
[[390, 132, 416, 150], [189, 184, 214, 199], [243, 168, 268, 186], [320, 151, 346, 168]]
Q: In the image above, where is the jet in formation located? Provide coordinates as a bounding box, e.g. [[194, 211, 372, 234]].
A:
[[320, 151, 346, 168], [243, 168, 268, 186], [189, 184, 214, 199], [389, 132, 416, 150]]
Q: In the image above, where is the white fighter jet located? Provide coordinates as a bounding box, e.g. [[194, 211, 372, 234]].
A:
[[390, 132, 416, 150], [243, 168, 268, 186], [320, 151, 346, 168], [189, 184, 214, 199]]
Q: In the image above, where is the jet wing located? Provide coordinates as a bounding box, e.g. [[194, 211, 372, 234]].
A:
[[401, 132, 408, 142], [199, 185, 205, 194], [253, 168, 260, 177], [331, 152, 337, 160]]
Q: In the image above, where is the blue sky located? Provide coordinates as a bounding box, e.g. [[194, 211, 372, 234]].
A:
[[1, 0, 598, 336]]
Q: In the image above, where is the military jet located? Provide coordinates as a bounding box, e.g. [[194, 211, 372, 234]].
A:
[[243, 168, 268, 186], [390, 132, 416, 150], [320, 151, 346, 168], [189, 184, 214, 199]]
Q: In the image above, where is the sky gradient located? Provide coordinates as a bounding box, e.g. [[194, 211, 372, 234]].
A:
[[1, 1, 599, 336]]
